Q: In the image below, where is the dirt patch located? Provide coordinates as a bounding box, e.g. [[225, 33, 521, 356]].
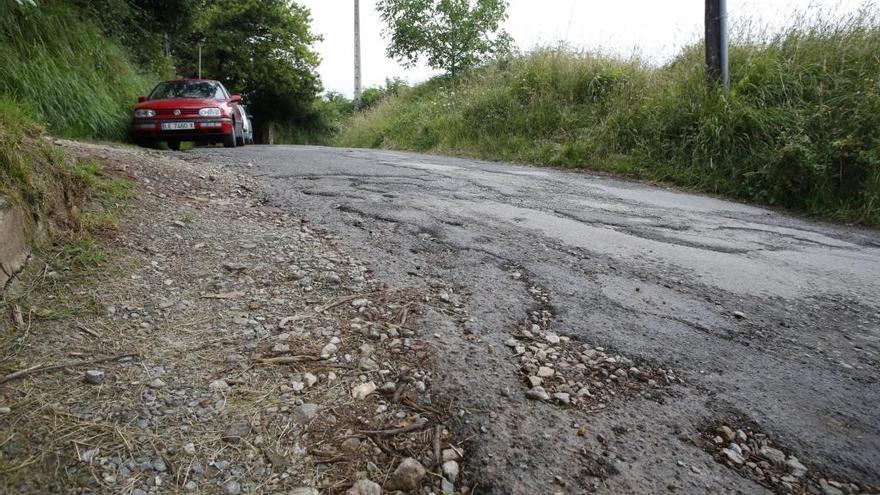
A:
[[0, 142, 466, 494]]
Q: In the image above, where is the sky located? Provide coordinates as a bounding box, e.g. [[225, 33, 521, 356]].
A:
[[298, 0, 868, 97]]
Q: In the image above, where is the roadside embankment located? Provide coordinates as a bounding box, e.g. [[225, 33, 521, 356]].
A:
[[0, 102, 94, 290], [337, 9, 880, 225]]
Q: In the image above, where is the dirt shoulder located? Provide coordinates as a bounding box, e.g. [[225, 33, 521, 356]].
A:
[[0, 142, 465, 494]]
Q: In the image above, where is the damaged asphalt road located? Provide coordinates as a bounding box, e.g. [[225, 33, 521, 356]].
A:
[[191, 145, 880, 494]]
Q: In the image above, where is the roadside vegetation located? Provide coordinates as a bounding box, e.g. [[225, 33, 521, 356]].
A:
[[1, 97, 132, 330], [338, 7, 880, 225], [0, 1, 156, 140], [0, 0, 326, 144]]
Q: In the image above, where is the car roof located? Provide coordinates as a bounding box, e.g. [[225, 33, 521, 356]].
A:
[[161, 79, 220, 84]]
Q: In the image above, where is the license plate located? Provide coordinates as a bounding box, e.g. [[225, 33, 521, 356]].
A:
[[161, 122, 195, 130]]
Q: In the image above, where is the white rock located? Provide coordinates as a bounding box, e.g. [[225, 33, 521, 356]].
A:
[[760, 446, 787, 467], [293, 403, 319, 425], [320, 343, 338, 358], [525, 386, 551, 401], [722, 448, 745, 465], [224, 480, 241, 495], [442, 460, 460, 482], [786, 456, 808, 477], [442, 448, 461, 461], [304, 373, 318, 387], [346, 479, 381, 495], [537, 366, 555, 378], [149, 378, 167, 389], [84, 370, 105, 385], [545, 334, 560, 344], [386, 457, 426, 491], [352, 382, 377, 399], [209, 379, 230, 391]]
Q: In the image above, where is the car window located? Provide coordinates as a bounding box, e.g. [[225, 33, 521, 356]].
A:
[[214, 85, 227, 99], [149, 81, 219, 99]]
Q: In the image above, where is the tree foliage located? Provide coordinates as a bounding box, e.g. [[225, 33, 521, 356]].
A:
[[376, 0, 512, 76], [192, 0, 322, 130]]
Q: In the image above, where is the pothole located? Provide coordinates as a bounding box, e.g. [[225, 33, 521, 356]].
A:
[[506, 283, 680, 408], [696, 420, 876, 495]]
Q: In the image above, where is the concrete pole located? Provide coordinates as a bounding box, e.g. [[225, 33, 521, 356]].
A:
[[720, 0, 729, 90], [354, 0, 363, 103], [705, 0, 729, 90]]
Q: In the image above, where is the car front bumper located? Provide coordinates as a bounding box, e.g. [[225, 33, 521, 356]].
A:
[[131, 118, 233, 141]]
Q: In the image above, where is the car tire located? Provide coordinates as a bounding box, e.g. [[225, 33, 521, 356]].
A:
[[167, 140, 182, 151], [236, 134, 245, 146], [223, 124, 237, 148]]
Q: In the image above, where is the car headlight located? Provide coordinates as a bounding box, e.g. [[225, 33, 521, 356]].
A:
[[134, 109, 156, 118], [199, 107, 222, 117]]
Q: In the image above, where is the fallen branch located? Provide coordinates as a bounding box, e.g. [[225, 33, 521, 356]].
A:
[[0, 353, 139, 386], [359, 418, 430, 437], [317, 291, 381, 313], [201, 291, 246, 300], [256, 355, 322, 365], [11, 304, 25, 329], [75, 322, 102, 339], [434, 424, 443, 467]]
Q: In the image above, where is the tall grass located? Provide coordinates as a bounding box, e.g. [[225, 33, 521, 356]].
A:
[[0, 0, 156, 140], [337, 6, 880, 225]]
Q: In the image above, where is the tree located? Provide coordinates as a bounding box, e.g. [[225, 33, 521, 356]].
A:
[[192, 0, 322, 139], [376, 0, 512, 77]]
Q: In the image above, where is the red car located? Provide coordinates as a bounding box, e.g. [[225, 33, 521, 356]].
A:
[[131, 79, 246, 150]]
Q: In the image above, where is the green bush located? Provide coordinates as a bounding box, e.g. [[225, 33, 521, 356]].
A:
[[0, 0, 158, 140], [337, 9, 880, 225]]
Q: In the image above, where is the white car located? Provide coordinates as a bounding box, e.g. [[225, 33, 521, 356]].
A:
[[240, 105, 254, 145]]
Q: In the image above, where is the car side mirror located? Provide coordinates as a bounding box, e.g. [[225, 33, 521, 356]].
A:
[[137, 96, 147, 103], [231, 95, 242, 103]]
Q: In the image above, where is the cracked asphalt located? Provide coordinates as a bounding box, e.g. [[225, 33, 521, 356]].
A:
[[190, 145, 880, 494]]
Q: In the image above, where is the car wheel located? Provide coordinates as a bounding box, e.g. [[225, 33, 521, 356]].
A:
[[167, 140, 182, 151], [236, 134, 245, 146], [223, 124, 237, 148]]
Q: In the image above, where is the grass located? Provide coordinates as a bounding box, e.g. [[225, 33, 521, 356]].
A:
[[337, 5, 880, 225], [0, 0, 157, 141], [1, 100, 133, 325]]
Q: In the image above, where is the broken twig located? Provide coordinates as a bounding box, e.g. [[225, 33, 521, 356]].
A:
[[0, 353, 139, 386], [359, 418, 430, 437]]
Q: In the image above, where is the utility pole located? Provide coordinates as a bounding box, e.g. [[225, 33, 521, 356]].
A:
[[705, 0, 729, 89], [354, 0, 363, 103], [198, 42, 202, 79]]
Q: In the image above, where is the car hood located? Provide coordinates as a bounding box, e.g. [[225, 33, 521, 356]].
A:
[[136, 98, 224, 109]]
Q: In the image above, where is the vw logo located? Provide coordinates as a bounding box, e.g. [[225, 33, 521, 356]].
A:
[[173, 109, 181, 116]]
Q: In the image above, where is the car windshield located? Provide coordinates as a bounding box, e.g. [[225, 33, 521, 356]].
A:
[[149, 81, 222, 100]]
